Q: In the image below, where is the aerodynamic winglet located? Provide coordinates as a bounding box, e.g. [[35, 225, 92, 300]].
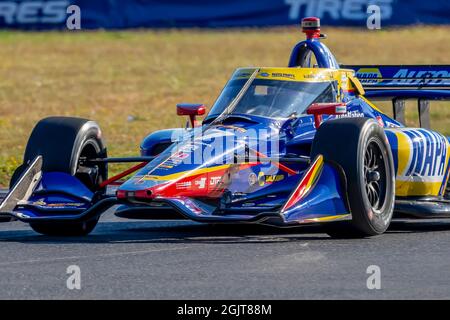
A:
[[0, 156, 43, 213]]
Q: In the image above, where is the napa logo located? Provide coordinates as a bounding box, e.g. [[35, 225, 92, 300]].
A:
[[355, 68, 382, 85], [394, 129, 449, 182]]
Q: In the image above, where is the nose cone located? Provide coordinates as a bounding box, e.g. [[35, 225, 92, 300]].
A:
[[117, 123, 282, 201], [117, 127, 242, 199]]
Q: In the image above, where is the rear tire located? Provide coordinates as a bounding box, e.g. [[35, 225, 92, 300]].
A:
[[311, 118, 395, 238], [11, 117, 107, 236]]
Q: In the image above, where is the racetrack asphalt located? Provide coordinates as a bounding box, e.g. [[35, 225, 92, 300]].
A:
[[0, 190, 450, 299]]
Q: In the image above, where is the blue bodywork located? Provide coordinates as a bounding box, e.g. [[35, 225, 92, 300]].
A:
[[141, 128, 186, 157], [12, 173, 92, 219]]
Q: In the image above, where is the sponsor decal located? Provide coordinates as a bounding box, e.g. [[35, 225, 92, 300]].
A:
[[396, 129, 448, 179], [285, 0, 394, 21], [235, 71, 253, 79], [209, 176, 222, 186], [159, 150, 191, 169], [172, 151, 189, 160], [257, 171, 284, 186], [248, 173, 257, 186], [385, 121, 400, 128], [390, 69, 450, 85], [0, 1, 70, 25], [356, 67, 450, 86], [271, 72, 295, 80], [176, 181, 191, 190], [376, 116, 384, 127], [355, 68, 382, 84], [335, 111, 364, 119], [390, 128, 450, 196], [194, 177, 207, 189], [31, 198, 85, 208], [144, 175, 161, 181], [335, 105, 347, 113], [242, 202, 256, 207], [159, 164, 175, 169]]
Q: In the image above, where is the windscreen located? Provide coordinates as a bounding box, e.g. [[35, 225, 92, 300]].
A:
[[206, 78, 336, 120]]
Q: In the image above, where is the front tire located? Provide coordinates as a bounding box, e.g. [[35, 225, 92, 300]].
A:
[[11, 117, 107, 236], [311, 118, 395, 238], [30, 219, 99, 237]]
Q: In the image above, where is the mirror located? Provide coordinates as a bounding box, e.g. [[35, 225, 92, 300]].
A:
[[176, 104, 206, 127], [306, 102, 347, 128]]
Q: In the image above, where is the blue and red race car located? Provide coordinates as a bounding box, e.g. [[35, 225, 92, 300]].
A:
[[1, 17, 449, 238]]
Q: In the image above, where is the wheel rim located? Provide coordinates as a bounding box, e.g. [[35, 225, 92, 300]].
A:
[[76, 140, 103, 191], [363, 139, 388, 214]]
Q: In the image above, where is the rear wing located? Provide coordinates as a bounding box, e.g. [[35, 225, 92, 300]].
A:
[[341, 65, 450, 128]]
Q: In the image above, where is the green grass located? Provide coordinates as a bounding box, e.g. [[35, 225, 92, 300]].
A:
[[0, 27, 449, 187]]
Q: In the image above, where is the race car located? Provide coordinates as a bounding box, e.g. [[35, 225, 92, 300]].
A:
[[1, 17, 449, 238]]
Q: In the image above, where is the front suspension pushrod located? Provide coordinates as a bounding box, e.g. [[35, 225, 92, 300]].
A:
[[81, 156, 155, 164], [99, 162, 148, 188]]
